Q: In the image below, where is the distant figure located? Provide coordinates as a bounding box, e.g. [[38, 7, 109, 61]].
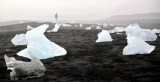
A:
[[55, 13, 58, 22]]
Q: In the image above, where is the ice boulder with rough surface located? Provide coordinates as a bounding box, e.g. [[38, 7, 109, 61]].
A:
[[125, 23, 157, 41], [123, 34, 155, 55], [11, 34, 28, 46], [96, 30, 113, 43], [17, 24, 67, 59], [125, 23, 142, 36], [140, 29, 157, 41], [4, 54, 46, 80]]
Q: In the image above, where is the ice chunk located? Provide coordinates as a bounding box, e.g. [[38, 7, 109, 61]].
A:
[[47, 24, 60, 32], [103, 23, 108, 27], [79, 24, 83, 27], [62, 23, 72, 27], [4, 55, 23, 70], [108, 30, 115, 33], [96, 26, 101, 29], [152, 29, 160, 33], [74, 25, 78, 27], [11, 34, 28, 46], [27, 25, 34, 30], [109, 24, 114, 26], [71, 20, 76, 24], [17, 24, 67, 59], [4, 54, 46, 80], [123, 34, 155, 55], [86, 27, 91, 30], [114, 27, 125, 32], [116, 32, 123, 35], [140, 29, 157, 41], [125, 23, 157, 41], [97, 23, 101, 26], [142, 29, 151, 31], [125, 23, 142, 36], [96, 30, 113, 43]]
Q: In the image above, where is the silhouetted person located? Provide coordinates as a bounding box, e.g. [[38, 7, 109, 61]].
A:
[[55, 13, 58, 22]]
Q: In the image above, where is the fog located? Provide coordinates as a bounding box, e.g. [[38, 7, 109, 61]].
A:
[[0, 0, 160, 22]]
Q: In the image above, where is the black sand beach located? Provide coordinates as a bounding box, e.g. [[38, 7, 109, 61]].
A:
[[0, 24, 160, 82]]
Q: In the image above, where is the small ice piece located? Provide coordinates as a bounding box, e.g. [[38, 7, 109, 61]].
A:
[[96, 26, 101, 30], [97, 23, 101, 26], [123, 34, 155, 55], [27, 25, 34, 30], [96, 30, 113, 43], [142, 29, 151, 31], [116, 32, 123, 35], [86, 27, 91, 30], [79, 24, 83, 27], [4, 54, 46, 80], [74, 25, 78, 27], [71, 20, 76, 24], [62, 23, 72, 27], [103, 23, 108, 27], [17, 24, 67, 59], [114, 27, 125, 32], [152, 29, 160, 33], [52, 23, 61, 32], [110, 24, 114, 26], [108, 30, 115, 33], [11, 34, 28, 46], [47, 24, 61, 32]]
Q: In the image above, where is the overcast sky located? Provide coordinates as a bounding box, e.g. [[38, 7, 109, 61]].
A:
[[0, 0, 160, 22]]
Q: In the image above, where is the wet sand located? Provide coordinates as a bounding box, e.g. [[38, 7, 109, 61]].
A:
[[0, 28, 160, 82]]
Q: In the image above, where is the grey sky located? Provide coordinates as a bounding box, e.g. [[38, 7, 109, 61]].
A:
[[0, 0, 160, 22]]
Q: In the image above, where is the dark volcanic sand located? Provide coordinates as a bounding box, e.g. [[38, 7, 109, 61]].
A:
[[0, 29, 160, 82]]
